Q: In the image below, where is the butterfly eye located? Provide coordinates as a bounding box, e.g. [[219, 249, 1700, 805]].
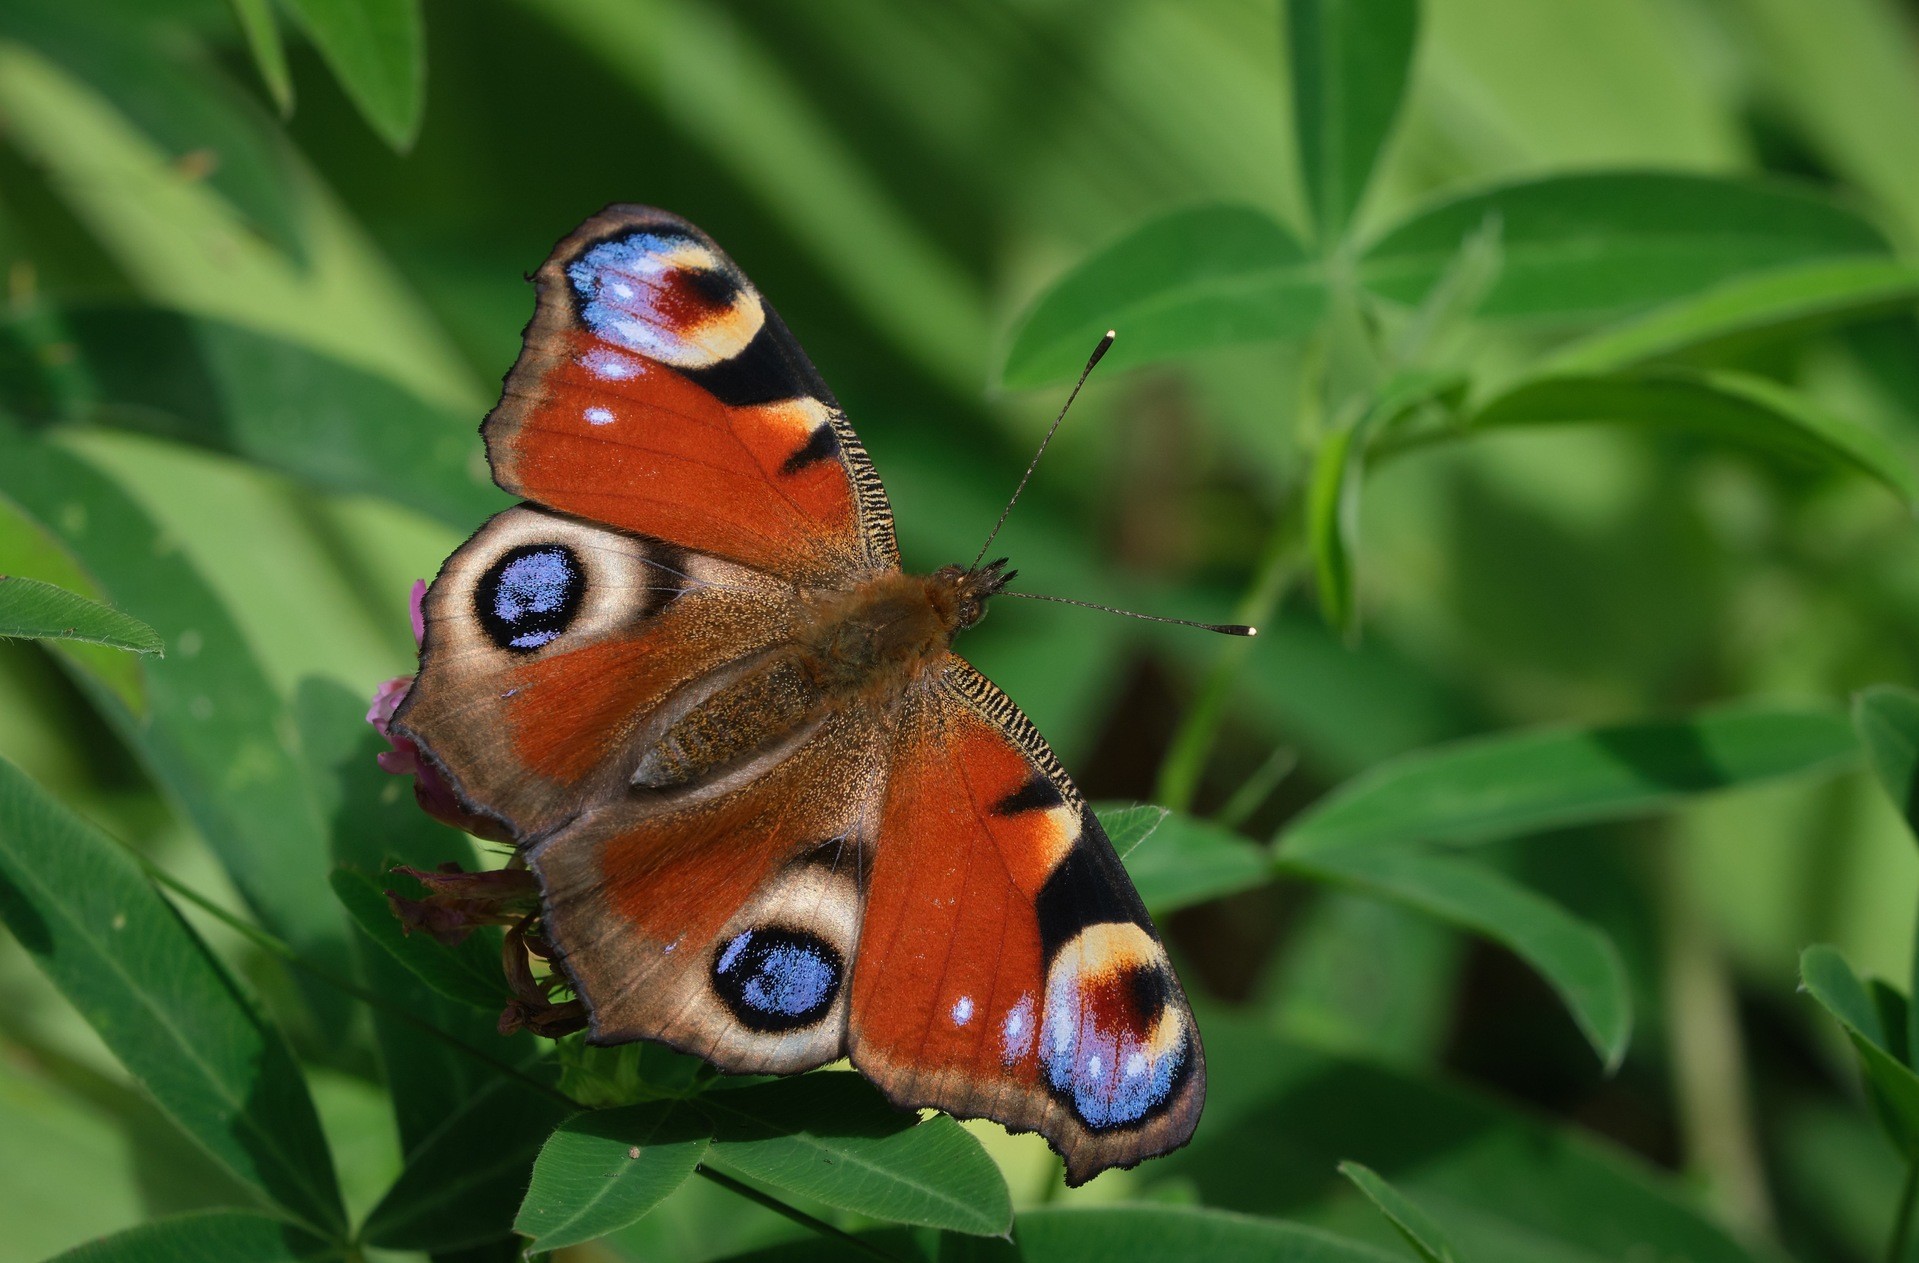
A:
[[711, 925, 843, 1032], [475, 543, 585, 652]]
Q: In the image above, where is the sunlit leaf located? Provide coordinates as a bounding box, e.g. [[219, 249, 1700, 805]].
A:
[[0, 756, 346, 1238], [277, 0, 424, 150], [515, 1103, 711, 1252], [1361, 172, 1889, 323], [1283, 705, 1860, 856], [0, 422, 353, 1012], [1286, 0, 1419, 245], [0, 575, 161, 655], [44, 1211, 339, 1262], [1001, 205, 1325, 388], [700, 1073, 1012, 1237], [1465, 370, 1919, 508], [1285, 846, 1630, 1068], [1338, 1162, 1461, 1263]]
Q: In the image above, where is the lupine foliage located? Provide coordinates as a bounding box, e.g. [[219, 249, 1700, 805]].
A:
[[5, 0, 1919, 1259]]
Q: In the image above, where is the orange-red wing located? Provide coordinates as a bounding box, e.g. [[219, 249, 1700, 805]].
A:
[[484, 205, 897, 586], [529, 707, 887, 1074], [393, 505, 797, 840], [847, 659, 1205, 1185]]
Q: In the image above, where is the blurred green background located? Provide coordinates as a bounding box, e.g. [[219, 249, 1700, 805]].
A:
[[10, 0, 1919, 1260]]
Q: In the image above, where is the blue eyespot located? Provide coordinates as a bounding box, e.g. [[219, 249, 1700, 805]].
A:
[[712, 926, 841, 1032], [475, 544, 583, 652]]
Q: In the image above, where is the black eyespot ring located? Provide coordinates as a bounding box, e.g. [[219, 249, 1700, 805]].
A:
[[712, 926, 842, 1032], [475, 543, 584, 652]]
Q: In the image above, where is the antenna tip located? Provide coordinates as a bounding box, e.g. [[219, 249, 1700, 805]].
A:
[[1220, 624, 1257, 637], [1086, 330, 1116, 371]]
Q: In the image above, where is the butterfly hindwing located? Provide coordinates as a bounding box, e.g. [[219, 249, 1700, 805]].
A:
[[847, 659, 1205, 1184], [393, 504, 798, 838], [485, 205, 898, 586]]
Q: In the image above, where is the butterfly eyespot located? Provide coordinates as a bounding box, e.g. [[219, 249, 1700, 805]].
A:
[[712, 926, 842, 1032], [1039, 924, 1192, 1131], [476, 543, 584, 652]]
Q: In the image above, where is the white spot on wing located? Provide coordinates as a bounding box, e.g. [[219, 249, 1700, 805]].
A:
[[951, 996, 974, 1026], [584, 406, 615, 426]]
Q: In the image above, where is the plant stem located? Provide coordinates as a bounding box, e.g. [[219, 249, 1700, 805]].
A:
[[1892, 1162, 1918, 1263], [1154, 512, 1300, 812], [696, 1166, 903, 1261]]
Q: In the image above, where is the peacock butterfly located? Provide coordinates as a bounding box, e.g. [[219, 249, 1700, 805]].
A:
[[390, 206, 1209, 1183]]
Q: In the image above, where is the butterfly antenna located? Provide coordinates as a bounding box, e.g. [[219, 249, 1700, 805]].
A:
[[970, 330, 1115, 573], [999, 590, 1256, 637]]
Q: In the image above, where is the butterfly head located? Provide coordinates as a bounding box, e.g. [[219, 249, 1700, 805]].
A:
[[932, 558, 1017, 633]]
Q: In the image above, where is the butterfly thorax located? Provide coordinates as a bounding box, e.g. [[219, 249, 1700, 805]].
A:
[[631, 565, 1005, 792]]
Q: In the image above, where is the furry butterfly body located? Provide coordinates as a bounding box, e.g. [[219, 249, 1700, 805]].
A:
[[394, 206, 1204, 1183]]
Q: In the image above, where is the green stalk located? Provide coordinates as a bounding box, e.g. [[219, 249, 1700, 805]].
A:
[[1891, 1162, 1918, 1263]]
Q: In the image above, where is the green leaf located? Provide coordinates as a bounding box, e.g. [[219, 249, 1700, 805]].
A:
[[0, 422, 353, 1010], [1162, 1018, 1771, 1262], [515, 1103, 712, 1252], [1286, 846, 1631, 1068], [1464, 370, 1919, 508], [361, 1072, 571, 1251], [1000, 205, 1326, 388], [1098, 803, 1271, 915], [1545, 257, 1919, 373], [700, 1073, 1012, 1237], [954, 1205, 1402, 1261], [1802, 945, 1919, 1157], [277, 0, 425, 149], [329, 867, 506, 1011], [44, 1211, 339, 1262], [1286, 0, 1419, 244], [46, 309, 508, 527], [1309, 370, 1467, 634], [1338, 1161, 1461, 1263], [1853, 684, 1919, 845], [0, 43, 476, 409], [0, 575, 161, 655], [0, 756, 346, 1237], [1360, 172, 1889, 323], [0, 0, 305, 258], [1282, 705, 1860, 857], [227, 0, 294, 113]]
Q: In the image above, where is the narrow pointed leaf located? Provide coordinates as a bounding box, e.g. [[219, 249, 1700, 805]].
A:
[[362, 1072, 570, 1251], [1546, 258, 1919, 373], [0, 575, 162, 655], [1337, 1162, 1462, 1263], [1099, 803, 1270, 915], [0, 756, 346, 1236], [1853, 684, 1919, 844], [227, 0, 294, 113], [1283, 706, 1859, 857], [276, 0, 424, 149], [329, 868, 507, 1011], [45, 1211, 338, 1262], [515, 1103, 712, 1252], [1465, 370, 1919, 508], [1001, 205, 1325, 387], [1287, 0, 1419, 244], [699, 1073, 1012, 1236], [1802, 945, 1919, 1157], [1286, 846, 1631, 1067], [1361, 173, 1889, 322]]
